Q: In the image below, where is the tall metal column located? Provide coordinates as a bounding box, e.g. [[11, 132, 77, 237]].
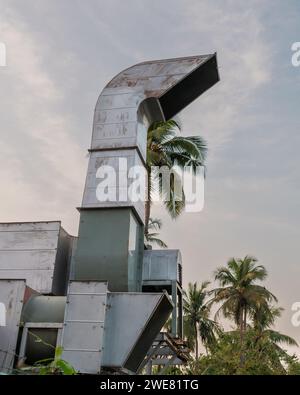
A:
[[73, 54, 219, 292]]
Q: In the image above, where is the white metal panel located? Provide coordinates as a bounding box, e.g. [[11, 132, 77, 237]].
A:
[[82, 150, 146, 221], [0, 279, 26, 373], [0, 270, 53, 295], [96, 92, 143, 110], [0, 222, 60, 232], [0, 222, 70, 294], [94, 107, 137, 125], [0, 230, 58, 250], [0, 250, 56, 270], [92, 122, 137, 150], [61, 281, 107, 374]]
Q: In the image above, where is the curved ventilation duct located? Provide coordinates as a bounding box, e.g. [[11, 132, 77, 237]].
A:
[[74, 54, 219, 292]]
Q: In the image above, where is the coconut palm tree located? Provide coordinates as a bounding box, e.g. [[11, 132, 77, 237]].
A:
[[248, 304, 298, 373], [183, 281, 220, 359], [252, 304, 298, 352], [145, 218, 167, 248], [224, 304, 298, 372], [145, 120, 207, 236], [212, 256, 277, 356]]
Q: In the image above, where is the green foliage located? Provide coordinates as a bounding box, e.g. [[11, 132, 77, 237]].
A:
[[145, 120, 207, 234], [35, 346, 77, 375], [18, 345, 77, 375], [286, 355, 300, 375], [145, 217, 167, 248], [212, 256, 277, 328], [183, 282, 220, 358], [180, 256, 300, 375], [184, 331, 297, 375]]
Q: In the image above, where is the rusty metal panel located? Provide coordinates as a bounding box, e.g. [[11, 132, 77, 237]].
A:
[[61, 281, 107, 374], [0, 279, 26, 373], [109, 56, 210, 80], [0, 222, 72, 294], [105, 56, 210, 90], [92, 122, 137, 151]]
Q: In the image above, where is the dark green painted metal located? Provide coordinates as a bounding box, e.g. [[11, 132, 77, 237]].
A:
[[73, 208, 144, 292]]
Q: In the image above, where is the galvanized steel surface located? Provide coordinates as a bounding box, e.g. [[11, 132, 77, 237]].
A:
[[21, 295, 66, 323], [91, 55, 211, 159], [143, 249, 182, 283], [81, 54, 219, 224], [0, 279, 26, 372], [0, 221, 72, 295], [92, 54, 217, 159], [102, 291, 173, 372], [61, 281, 107, 374]]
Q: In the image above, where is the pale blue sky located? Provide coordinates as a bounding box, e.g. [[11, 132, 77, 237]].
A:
[[0, 0, 299, 354]]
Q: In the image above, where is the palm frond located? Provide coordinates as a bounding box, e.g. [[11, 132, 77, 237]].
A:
[[265, 330, 298, 347]]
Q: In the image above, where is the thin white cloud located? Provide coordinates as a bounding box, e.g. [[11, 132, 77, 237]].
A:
[[0, 5, 86, 232], [178, 1, 272, 158]]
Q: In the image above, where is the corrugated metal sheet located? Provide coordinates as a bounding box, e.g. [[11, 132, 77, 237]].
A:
[[0, 222, 72, 295], [61, 281, 107, 374], [0, 279, 26, 373]]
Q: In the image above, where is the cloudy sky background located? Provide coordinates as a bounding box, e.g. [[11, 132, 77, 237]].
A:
[[0, 1, 300, 354]]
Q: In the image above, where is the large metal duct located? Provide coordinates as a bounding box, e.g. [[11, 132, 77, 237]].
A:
[[19, 295, 66, 364], [7, 54, 219, 374], [74, 54, 219, 292], [0, 222, 73, 295], [0, 279, 26, 372], [20, 284, 173, 374]]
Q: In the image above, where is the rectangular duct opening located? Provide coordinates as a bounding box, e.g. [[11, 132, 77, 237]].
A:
[[124, 293, 173, 372], [159, 54, 219, 120]]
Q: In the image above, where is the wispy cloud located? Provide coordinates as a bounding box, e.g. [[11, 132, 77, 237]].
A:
[[0, 4, 86, 231], [0, 0, 299, 354], [178, 1, 272, 157]]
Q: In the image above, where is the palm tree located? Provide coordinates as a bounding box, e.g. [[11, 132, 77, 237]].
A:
[[212, 256, 277, 356], [145, 120, 207, 236], [183, 282, 220, 359], [225, 304, 298, 372], [145, 218, 167, 248], [252, 304, 298, 352]]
